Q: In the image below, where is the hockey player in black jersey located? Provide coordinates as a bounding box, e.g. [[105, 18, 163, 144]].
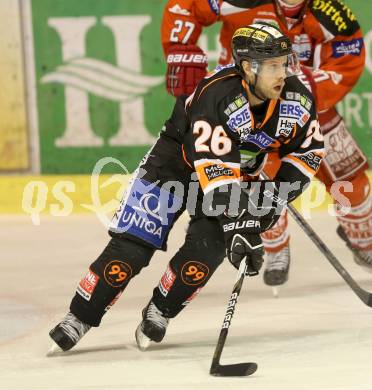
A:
[[48, 23, 324, 353]]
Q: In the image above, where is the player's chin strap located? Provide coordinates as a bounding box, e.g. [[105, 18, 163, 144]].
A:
[[245, 61, 267, 102], [248, 74, 267, 102], [240, 64, 266, 102]]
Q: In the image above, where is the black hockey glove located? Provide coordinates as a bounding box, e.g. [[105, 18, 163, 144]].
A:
[[216, 181, 289, 275], [218, 209, 275, 276], [228, 233, 264, 276]]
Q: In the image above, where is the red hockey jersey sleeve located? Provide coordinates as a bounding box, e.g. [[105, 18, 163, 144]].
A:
[[161, 0, 220, 55], [308, 0, 365, 111]]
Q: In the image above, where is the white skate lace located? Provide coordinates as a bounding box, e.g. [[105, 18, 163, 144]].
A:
[[266, 246, 290, 271], [59, 312, 91, 344], [144, 302, 169, 329]]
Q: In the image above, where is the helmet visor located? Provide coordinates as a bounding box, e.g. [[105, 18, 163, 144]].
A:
[[250, 52, 300, 78]]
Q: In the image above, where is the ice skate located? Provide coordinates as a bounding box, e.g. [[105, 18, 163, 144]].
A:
[[135, 300, 169, 351], [48, 312, 91, 355], [263, 245, 290, 296], [337, 226, 372, 272]]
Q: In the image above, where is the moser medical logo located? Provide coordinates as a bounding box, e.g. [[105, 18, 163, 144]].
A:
[[41, 16, 163, 147]]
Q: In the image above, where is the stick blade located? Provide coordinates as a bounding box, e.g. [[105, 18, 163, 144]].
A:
[[210, 362, 257, 377]]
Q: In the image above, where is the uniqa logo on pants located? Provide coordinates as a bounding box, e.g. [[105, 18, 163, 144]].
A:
[[120, 211, 163, 239]]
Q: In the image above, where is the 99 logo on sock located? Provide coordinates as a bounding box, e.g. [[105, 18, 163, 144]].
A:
[[181, 261, 209, 286], [104, 260, 132, 288]]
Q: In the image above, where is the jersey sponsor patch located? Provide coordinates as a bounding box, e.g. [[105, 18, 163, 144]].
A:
[[295, 151, 323, 172], [207, 0, 220, 15], [245, 131, 274, 149], [158, 264, 176, 297], [279, 102, 304, 117], [332, 38, 363, 58], [311, 0, 359, 35], [195, 160, 240, 193], [300, 95, 313, 111], [77, 269, 99, 301], [285, 92, 302, 102], [111, 178, 183, 248], [292, 34, 312, 61], [226, 99, 253, 140], [204, 164, 235, 181], [224, 94, 248, 116], [276, 117, 296, 138], [279, 101, 310, 127], [298, 113, 310, 127], [226, 104, 251, 131]]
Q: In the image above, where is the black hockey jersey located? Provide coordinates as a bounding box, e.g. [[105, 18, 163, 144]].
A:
[[183, 65, 325, 202]]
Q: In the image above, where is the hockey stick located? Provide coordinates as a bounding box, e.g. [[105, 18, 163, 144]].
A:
[[286, 201, 372, 306], [210, 258, 258, 377], [260, 172, 372, 307]]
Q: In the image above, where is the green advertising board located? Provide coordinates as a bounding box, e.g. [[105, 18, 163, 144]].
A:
[[26, 0, 371, 173], [335, 0, 372, 165], [28, 0, 174, 173]]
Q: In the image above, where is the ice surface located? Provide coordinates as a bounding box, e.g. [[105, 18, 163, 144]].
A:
[[1, 213, 372, 389]]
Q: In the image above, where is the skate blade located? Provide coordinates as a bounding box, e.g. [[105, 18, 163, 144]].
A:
[[46, 342, 62, 357], [135, 325, 151, 352], [272, 286, 280, 298]]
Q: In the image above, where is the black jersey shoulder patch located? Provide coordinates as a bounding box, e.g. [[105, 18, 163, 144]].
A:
[[310, 0, 360, 36]]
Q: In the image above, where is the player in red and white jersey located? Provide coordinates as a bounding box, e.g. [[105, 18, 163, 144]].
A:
[[162, 0, 372, 285]]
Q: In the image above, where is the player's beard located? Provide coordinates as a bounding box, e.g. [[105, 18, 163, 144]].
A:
[[256, 80, 283, 100]]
